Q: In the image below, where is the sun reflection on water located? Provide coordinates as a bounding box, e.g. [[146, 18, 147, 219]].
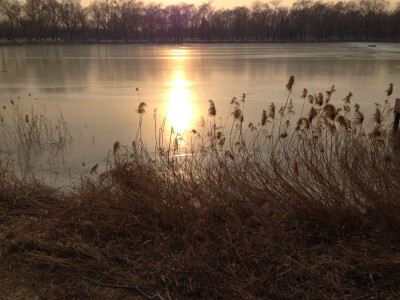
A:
[[166, 70, 194, 136], [169, 49, 189, 60]]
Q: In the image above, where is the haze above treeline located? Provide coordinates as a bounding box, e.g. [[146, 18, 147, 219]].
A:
[[1, 0, 399, 42]]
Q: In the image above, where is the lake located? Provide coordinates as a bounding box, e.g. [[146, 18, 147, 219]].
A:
[[0, 42, 399, 183]]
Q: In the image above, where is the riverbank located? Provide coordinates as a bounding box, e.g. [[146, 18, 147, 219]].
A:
[[1, 81, 400, 298], [1, 149, 400, 299], [1, 38, 400, 46]]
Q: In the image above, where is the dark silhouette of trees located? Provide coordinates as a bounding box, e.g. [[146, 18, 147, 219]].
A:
[[250, 1, 270, 40], [59, 0, 84, 41], [389, 3, 400, 39], [24, 0, 48, 40], [0, 0, 399, 42], [45, 0, 62, 40], [0, 0, 22, 41]]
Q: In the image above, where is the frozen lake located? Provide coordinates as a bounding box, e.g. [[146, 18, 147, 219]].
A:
[[0, 42, 399, 182]]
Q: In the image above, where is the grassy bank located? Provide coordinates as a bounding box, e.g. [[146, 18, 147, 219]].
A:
[[1, 78, 400, 299]]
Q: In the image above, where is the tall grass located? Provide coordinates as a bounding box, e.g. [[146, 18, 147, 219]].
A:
[[113, 76, 399, 230], [1, 78, 400, 298], [0, 97, 73, 178]]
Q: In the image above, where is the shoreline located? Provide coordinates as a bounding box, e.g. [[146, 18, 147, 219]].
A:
[[1, 39, 400, 46]]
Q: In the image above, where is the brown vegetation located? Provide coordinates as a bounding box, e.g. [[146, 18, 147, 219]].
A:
[[1, 78, 400, 298]]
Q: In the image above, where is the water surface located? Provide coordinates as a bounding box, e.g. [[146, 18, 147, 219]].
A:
[[0, 43, 399, 181]]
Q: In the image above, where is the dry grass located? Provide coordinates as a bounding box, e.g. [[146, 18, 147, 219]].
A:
[[0, 97, 72, 178], [1, 79, 400, 299]]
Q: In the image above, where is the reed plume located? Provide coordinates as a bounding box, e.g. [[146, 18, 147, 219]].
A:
[[354, 111, 364, 125], [373, 107, 382, 125], [208, 100, 216, 116], [301, 88, 308, 99], [316, 93, 324, 106], [261, 109, 267, 126], [113, 141, 120, 156], [232, 106, 241, 120], [323, 104, 336, 120], [268, 103, 275, 119], [230, 97, 239, 105], [326, 85, 336, 95], [286, 75, 295, 92], [295, 117, 309, 131], [136, 102, 147, 114], [344, 92, 353, 104], [386, 83, 393, 96], [308, 107, 317, 123]]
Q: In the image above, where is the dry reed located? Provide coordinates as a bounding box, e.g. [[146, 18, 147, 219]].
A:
[[1, 78, 400, 298]]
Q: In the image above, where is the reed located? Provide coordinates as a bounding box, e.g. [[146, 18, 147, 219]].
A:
[[0, 97, 73, 178], [1, 79, 400, 298]]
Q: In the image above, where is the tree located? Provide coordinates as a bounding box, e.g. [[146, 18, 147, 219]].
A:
[[24, 0, 48, 40], [233, 6, 249, 41], [197, 2, 213, 41], [290, 0, 313, 40], [210, 9, 227, 41], [88, 0, 108, 41], [143, 3, 162, 41], [59, 0, 83, 41], [0, 0, 23, 41], [251, 1, 271, 40], [359, 0, 389, 39], [0, 0, 399, 42], [270, 0, 282, 40], [388, 2, 400, 39], [44, 0, 62, 40]]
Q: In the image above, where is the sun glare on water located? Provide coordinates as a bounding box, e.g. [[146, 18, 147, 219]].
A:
[[167, 71, 194, 135], [166, 49, 196, 138], [169, 49, 189, 60]]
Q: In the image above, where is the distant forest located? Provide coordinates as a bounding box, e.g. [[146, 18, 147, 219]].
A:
[[1, 0, 400, 42]]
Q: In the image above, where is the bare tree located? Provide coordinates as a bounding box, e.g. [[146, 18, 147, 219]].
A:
[[251, 1, 270, 40], [0, 0, 23, 41], [359, 0, 389, 39], [88, 0, 107, 41], [24, 0, 48, 40], [44, 0, 61, 40], [143, 3, 162, 41], [290, 0, 313, 40], [270, 0, 281, 40], [233, 6, 249, 41], [59, 0, 83, 41]]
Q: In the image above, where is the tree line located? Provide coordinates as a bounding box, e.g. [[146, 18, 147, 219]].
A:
[[1, 0, 399, 42]]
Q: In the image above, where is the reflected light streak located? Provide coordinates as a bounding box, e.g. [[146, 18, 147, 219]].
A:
[[167, 70, 194, 137], [169, 49, 189, 60]]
